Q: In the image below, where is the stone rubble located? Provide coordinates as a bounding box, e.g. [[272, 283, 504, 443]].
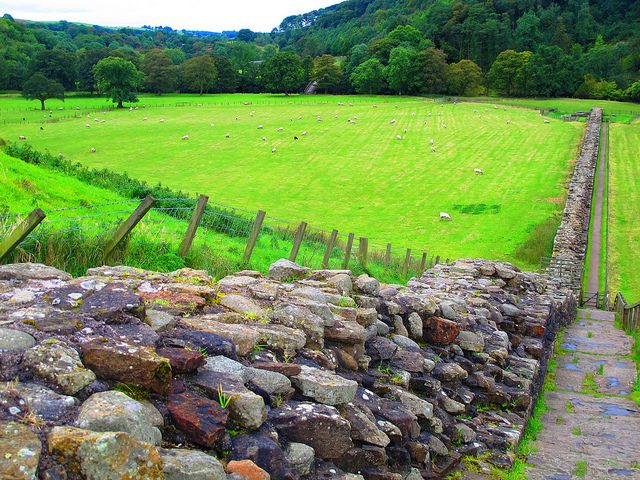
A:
[[0, 259, 574, 479]]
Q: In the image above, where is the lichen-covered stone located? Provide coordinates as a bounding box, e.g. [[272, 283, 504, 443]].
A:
[[48, 426, 163, 479], [22, 339, 96, 394], [75, 390, 163, 445], [0, 328, 35, 352], [0, 421, 41, 480], [159, 448, 226, 480], [268, 259, 311, 282], [81, 338, 171, 394], [292, 365, 358, 405], [0, 381, 77, 420]]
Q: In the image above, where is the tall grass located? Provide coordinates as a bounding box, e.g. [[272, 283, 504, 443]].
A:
[[514, 213, 562, 267]]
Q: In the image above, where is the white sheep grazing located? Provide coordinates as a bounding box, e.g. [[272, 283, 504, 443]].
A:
[[159, 119, 165, 123], [429, 138, 434, 144], [396, 135, 403, 140], [86, 114, 90, 118], [143, 117, 148, 121], [353, 115, 358, 120], [301, 131, 307, 136], [182, 135, 189, 140], [18, 135, 27, 140], [428, 112, 432, 116], [506, 120, 511, 124], [403, 128, 407, 133], [210, 123, 215, 127], [544, 119, 550, 124], [474, 168, 483, 175], [85, 124, 91, 128], [129, 107, 133, 111], [58, 153, 64, 158], [298, 116, 302, 120], [94, 118, 99, 122], [276, 127, 284, 131], [262, 136, 267, 141], [389, 119, 396, 124], [101, 120, 106, 123], [135, 106, 139, 110], [431, 146, 436, 152], [411, 112, 416, 116], [257, 125, 263, 129], [442, 123, 447, 128], [90, 147, 96, 153], [440, 212, 452, 220], [225, 133, 230, 138], [272, 147, 277, 153], [373, 105, 378, 108]]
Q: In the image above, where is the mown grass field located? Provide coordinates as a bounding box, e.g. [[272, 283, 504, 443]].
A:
[[1, 93, 585, 270], [608, 121, 640, 300]]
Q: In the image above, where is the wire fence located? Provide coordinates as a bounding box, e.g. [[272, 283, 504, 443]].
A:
[[0, 197, 443, 283]]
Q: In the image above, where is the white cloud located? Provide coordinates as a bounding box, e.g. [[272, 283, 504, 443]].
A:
[[2, 0, 340, 32]]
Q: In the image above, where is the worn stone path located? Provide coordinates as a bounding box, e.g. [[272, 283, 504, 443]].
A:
[[586, 121, 608, 295], [525, 309, 640, 479]]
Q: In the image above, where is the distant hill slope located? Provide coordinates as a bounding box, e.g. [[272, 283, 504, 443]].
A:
[[274, 0, 640, 70]]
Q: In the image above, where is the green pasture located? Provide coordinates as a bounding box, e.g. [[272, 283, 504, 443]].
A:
[[608, 121, 640, 300], [0, 94, 585, 270]]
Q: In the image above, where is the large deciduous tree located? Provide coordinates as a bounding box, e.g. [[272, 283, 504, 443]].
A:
[[349, 58, 386, 94], [93, 56, 141, 108], [387, 46, 421, 95], [141, 48, 178, 94], [260, 51, 305, 94], [22, 73, 64, 110], [313, 55, 344, 93], [30, 48, 77, 90], [487, 49, 532, 96], [417, 47, 448, 93], [182, 55, 217, 94], [446, 59, 484, 96]]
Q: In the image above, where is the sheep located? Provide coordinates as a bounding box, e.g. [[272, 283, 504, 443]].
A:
[[301, 131, 307, 136], [396, 135, 403, 140], [544, 119, 550, 124], [474, 168, 483, 175], [262, 136, 267, 141], [101, 120, 106, 123], [373, 105, 378, 108], [431, 146, 437, 153], [276, 127, 284, 132], [338, 102, 345, 106], [294, 136, 299, 140], [18, 135, 27, 140], [159, 119, 165, 123], [90, 147, 96, 153], [290, 118, 294, 122], [411, 112, 416, 116], [257, 125, 264, 129], [442, 123, 447, 128], [85, 124, 91, 128], [349, 102, 353, 106], [182, 135, 189, 140], [403, 128, 407, 133], [428, 112, 432, 116], [298, 116, 302, 120], [135, 106, 139, 110], [353, 116, 358, 120], [225, 133, 231, 138], [440, 212, 452, 220], [210, 123, 215, 127], [94, 118, 99, 122], [58, 153, 64, 159], [129, 107, 133, 111], [87, 114, 91, 118], [143, 117, 148, 121], [272, 147, 277, 153], [429, 138, 434, 144], [506, 120, 511, 124], [389, 119, 396, 124]]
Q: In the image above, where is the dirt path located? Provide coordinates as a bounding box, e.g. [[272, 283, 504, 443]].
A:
[[586, 121, 607, 294], [525, 309, 640, 479]]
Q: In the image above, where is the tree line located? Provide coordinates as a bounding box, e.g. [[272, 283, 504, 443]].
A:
[[2, 3, 639, 106]]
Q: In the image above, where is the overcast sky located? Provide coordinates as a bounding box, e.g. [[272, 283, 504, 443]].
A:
[[2, 0, 340, 32]]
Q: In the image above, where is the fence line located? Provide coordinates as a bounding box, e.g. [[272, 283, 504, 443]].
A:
[[0, 197, 444, 282], [613, 293, 640, 331]]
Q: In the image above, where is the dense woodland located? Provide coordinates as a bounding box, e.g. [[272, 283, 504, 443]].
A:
[[1, 0, 639, 103]]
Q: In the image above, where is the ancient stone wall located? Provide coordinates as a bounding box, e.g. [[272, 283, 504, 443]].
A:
[[552, 108, 602, 262], [0, 258, 575, 479]]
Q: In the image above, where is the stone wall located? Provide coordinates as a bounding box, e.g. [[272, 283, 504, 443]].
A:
[[0, 258, 575, 479], [551, 108, 602, 263]]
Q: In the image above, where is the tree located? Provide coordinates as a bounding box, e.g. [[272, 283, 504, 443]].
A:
[[30, 48, 77, 90], [183, 55, 217, 94], [260, 51, 305, 94], [446, 59, 484, 96], [93, 56, 141, 108], [487, 49, 532, 96], [574, 74, 622, 100], [387, 46, 420, 95], [528, 45, 577, 97], [77, 47, 110, 93], [625, 80, 640, 100], [237, 29, 256, 42], [417, 47, 448, 93], [141, 49, 178, 94], [211, 56, 238, 93], [22, 73, 64, 110], [349, 58, 387, 94], [313, 55, 343, 93]]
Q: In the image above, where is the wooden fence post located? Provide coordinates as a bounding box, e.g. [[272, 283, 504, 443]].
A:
[[322, 229, 339, 268], [435, 255, 440, 265], [103, 196, 156, 262], [243, 210, 266, 265], [342, 233, 354, 269], [0, 208, 46, 262], [402, 248, 412, 277], [384, 243, 392, 270], [358, 237, 369, 268], [420, 252, 427, 271], [179, 195, 208, 258], [289, 222, 307, 262]]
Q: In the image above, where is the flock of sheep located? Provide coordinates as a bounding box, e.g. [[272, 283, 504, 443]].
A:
[[19, 100, 554, 222]]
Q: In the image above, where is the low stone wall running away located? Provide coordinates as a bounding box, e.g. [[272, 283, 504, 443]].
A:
[[0, 259, 574, 479], [552, 108, 602, 263]]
